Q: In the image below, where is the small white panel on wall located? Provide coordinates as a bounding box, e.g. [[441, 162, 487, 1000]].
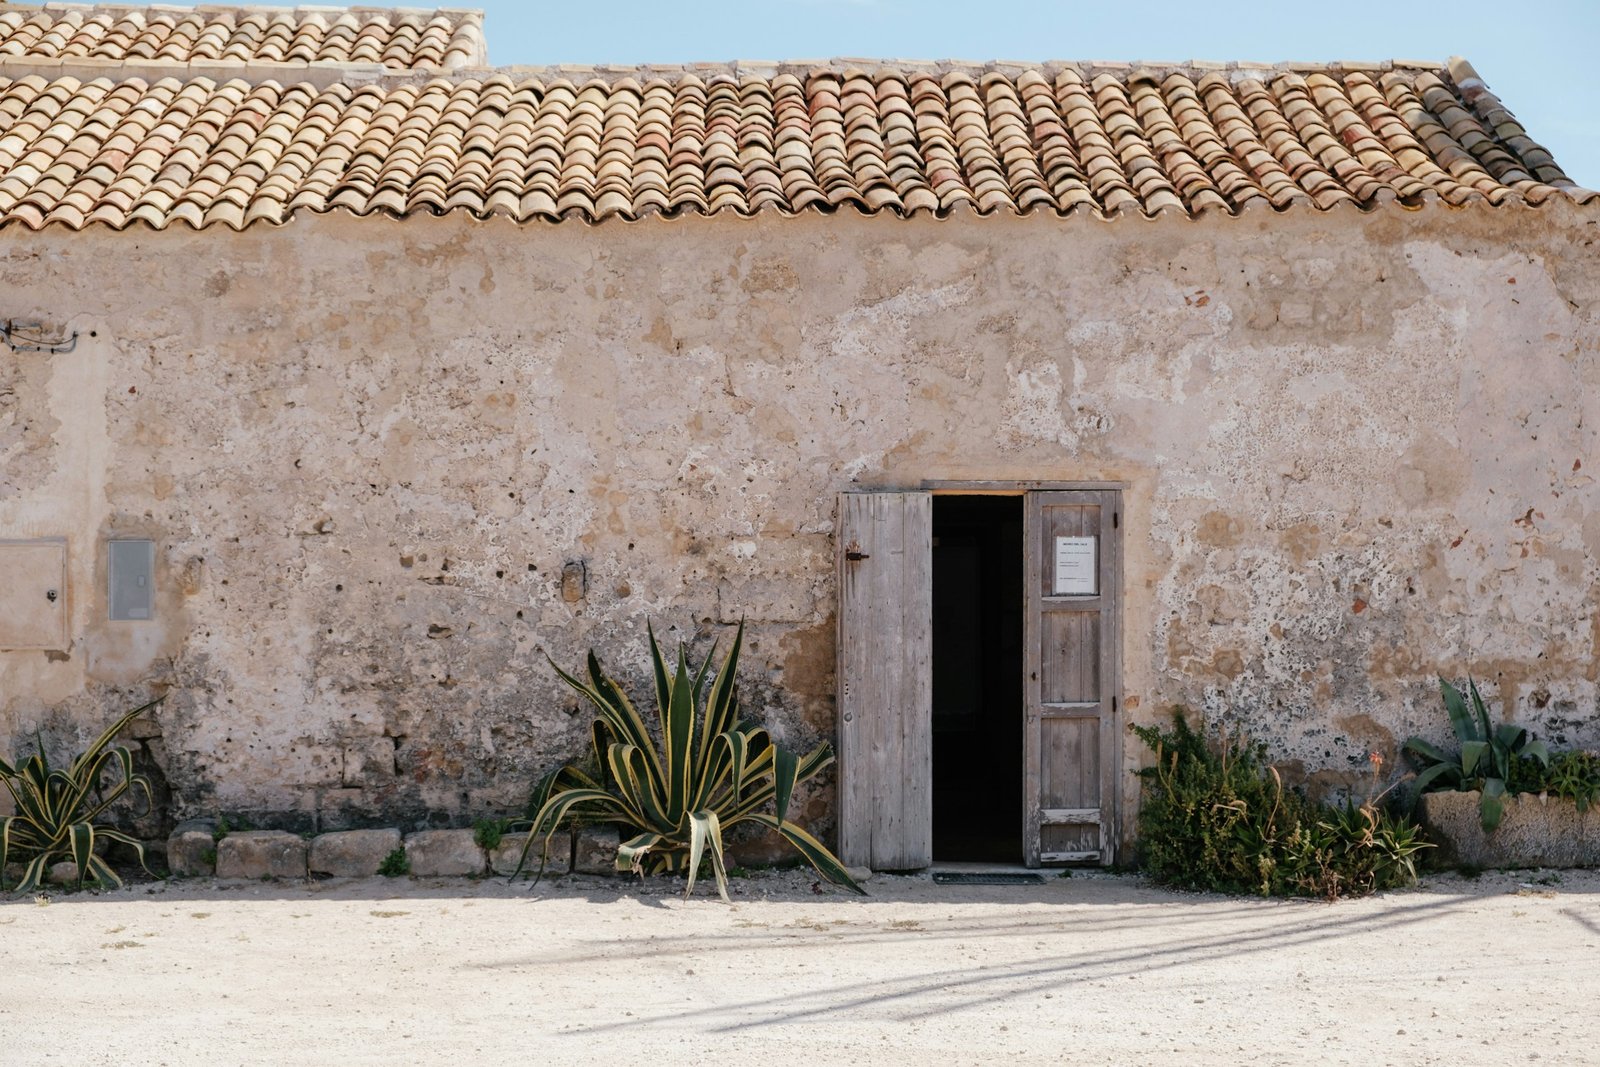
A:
[[0, 539, 68, 650], [109, 539, 155, 621]]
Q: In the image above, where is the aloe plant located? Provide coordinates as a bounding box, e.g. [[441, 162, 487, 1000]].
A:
[[0, 698, 161, 891], [1403, 678, 1549, 830], [516, 623, 863, 900]]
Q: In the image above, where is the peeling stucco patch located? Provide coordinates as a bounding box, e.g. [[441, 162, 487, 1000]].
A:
[[998, 360, 1073, 450], [0, 352, 58, 498]]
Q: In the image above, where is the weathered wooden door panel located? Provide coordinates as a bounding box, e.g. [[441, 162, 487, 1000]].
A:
[[837, 491, 933, 871], [1024, 490, 1120, 866], [1039, 717, 1102, 857]]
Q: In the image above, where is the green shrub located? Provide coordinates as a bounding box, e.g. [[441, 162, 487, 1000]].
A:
[[1133, 711, 1426, 899], [1403, 677, 1549, 829], [473, 818, 512, 851], [0, 699, 162, 892], [377, 847, 409, 877], [211, 814, 251, 842], [1508, 749, 1600, 813], [518, 621, 863, 901]]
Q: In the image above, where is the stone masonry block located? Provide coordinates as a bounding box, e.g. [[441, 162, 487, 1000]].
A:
[[716, 578, 815, 623], [117, 836, 165, 873], [490, 831, 572, 878], [124, 715, 164, 741], [167, 829, 217, 877], [317, 789, 376, 832], [404, 829, 486, 877], [574, 825, 621, 875], [341, 738, 396, 787], [309, 828, 402, 878], [215, 830, 309, 880]]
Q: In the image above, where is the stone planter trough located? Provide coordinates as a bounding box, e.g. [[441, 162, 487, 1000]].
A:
[[1417, 790, 1600, 869]]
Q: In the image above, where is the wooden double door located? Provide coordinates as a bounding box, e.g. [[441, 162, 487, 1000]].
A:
[[836, 488, 1121, 870]]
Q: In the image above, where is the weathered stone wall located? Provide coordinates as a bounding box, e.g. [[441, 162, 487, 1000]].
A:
[[0, 201, 1596, 843]]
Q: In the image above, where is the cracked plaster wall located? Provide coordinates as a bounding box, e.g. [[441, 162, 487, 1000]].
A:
[[0, 202, 1596, 844]]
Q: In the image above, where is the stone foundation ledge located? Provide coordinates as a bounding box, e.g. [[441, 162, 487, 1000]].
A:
[[166, 822, 614, 881], [1417, 791, 1600, 869]]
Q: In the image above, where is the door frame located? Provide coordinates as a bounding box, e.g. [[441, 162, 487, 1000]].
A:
[[923, 480, 1128, 494], [838, 480, 1125, 869]]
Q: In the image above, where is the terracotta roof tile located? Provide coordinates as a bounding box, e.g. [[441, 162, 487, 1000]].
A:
[[0, 4, 485, 71], [0, 53, 1590, 231]]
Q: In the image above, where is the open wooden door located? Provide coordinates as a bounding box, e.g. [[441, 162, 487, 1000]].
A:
[[1023, 490, 1121, 866], [837, 491, 932, 870]]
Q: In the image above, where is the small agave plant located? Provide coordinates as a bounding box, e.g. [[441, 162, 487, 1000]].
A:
[[516, 622, 863, 900], [0, 698, 162, 891], [1404, 677, 1549, 830]]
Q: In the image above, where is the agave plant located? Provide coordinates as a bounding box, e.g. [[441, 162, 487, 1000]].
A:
[[515, 622, 863, 900], [1403, 677, 1548, 830], [0, 698, 161, 891]]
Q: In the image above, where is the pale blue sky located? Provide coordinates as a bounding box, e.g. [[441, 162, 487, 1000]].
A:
[[476, 0, 1598, 186]]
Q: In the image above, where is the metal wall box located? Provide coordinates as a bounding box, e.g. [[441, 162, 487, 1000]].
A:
[[109, 539, 155, 621], [0, 539, 68, 650]]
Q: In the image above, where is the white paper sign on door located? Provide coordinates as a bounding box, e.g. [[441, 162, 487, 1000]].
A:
[[1053, 536, 1097, 595]]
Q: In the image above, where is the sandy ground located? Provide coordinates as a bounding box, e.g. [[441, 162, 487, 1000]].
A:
[[2, 865, 1596, 1066]]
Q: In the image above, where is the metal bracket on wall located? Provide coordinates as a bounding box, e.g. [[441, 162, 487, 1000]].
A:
[[3, 320, 78, 354]]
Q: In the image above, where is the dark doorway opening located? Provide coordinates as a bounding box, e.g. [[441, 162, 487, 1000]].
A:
[[931, 495, 1025, 863]]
